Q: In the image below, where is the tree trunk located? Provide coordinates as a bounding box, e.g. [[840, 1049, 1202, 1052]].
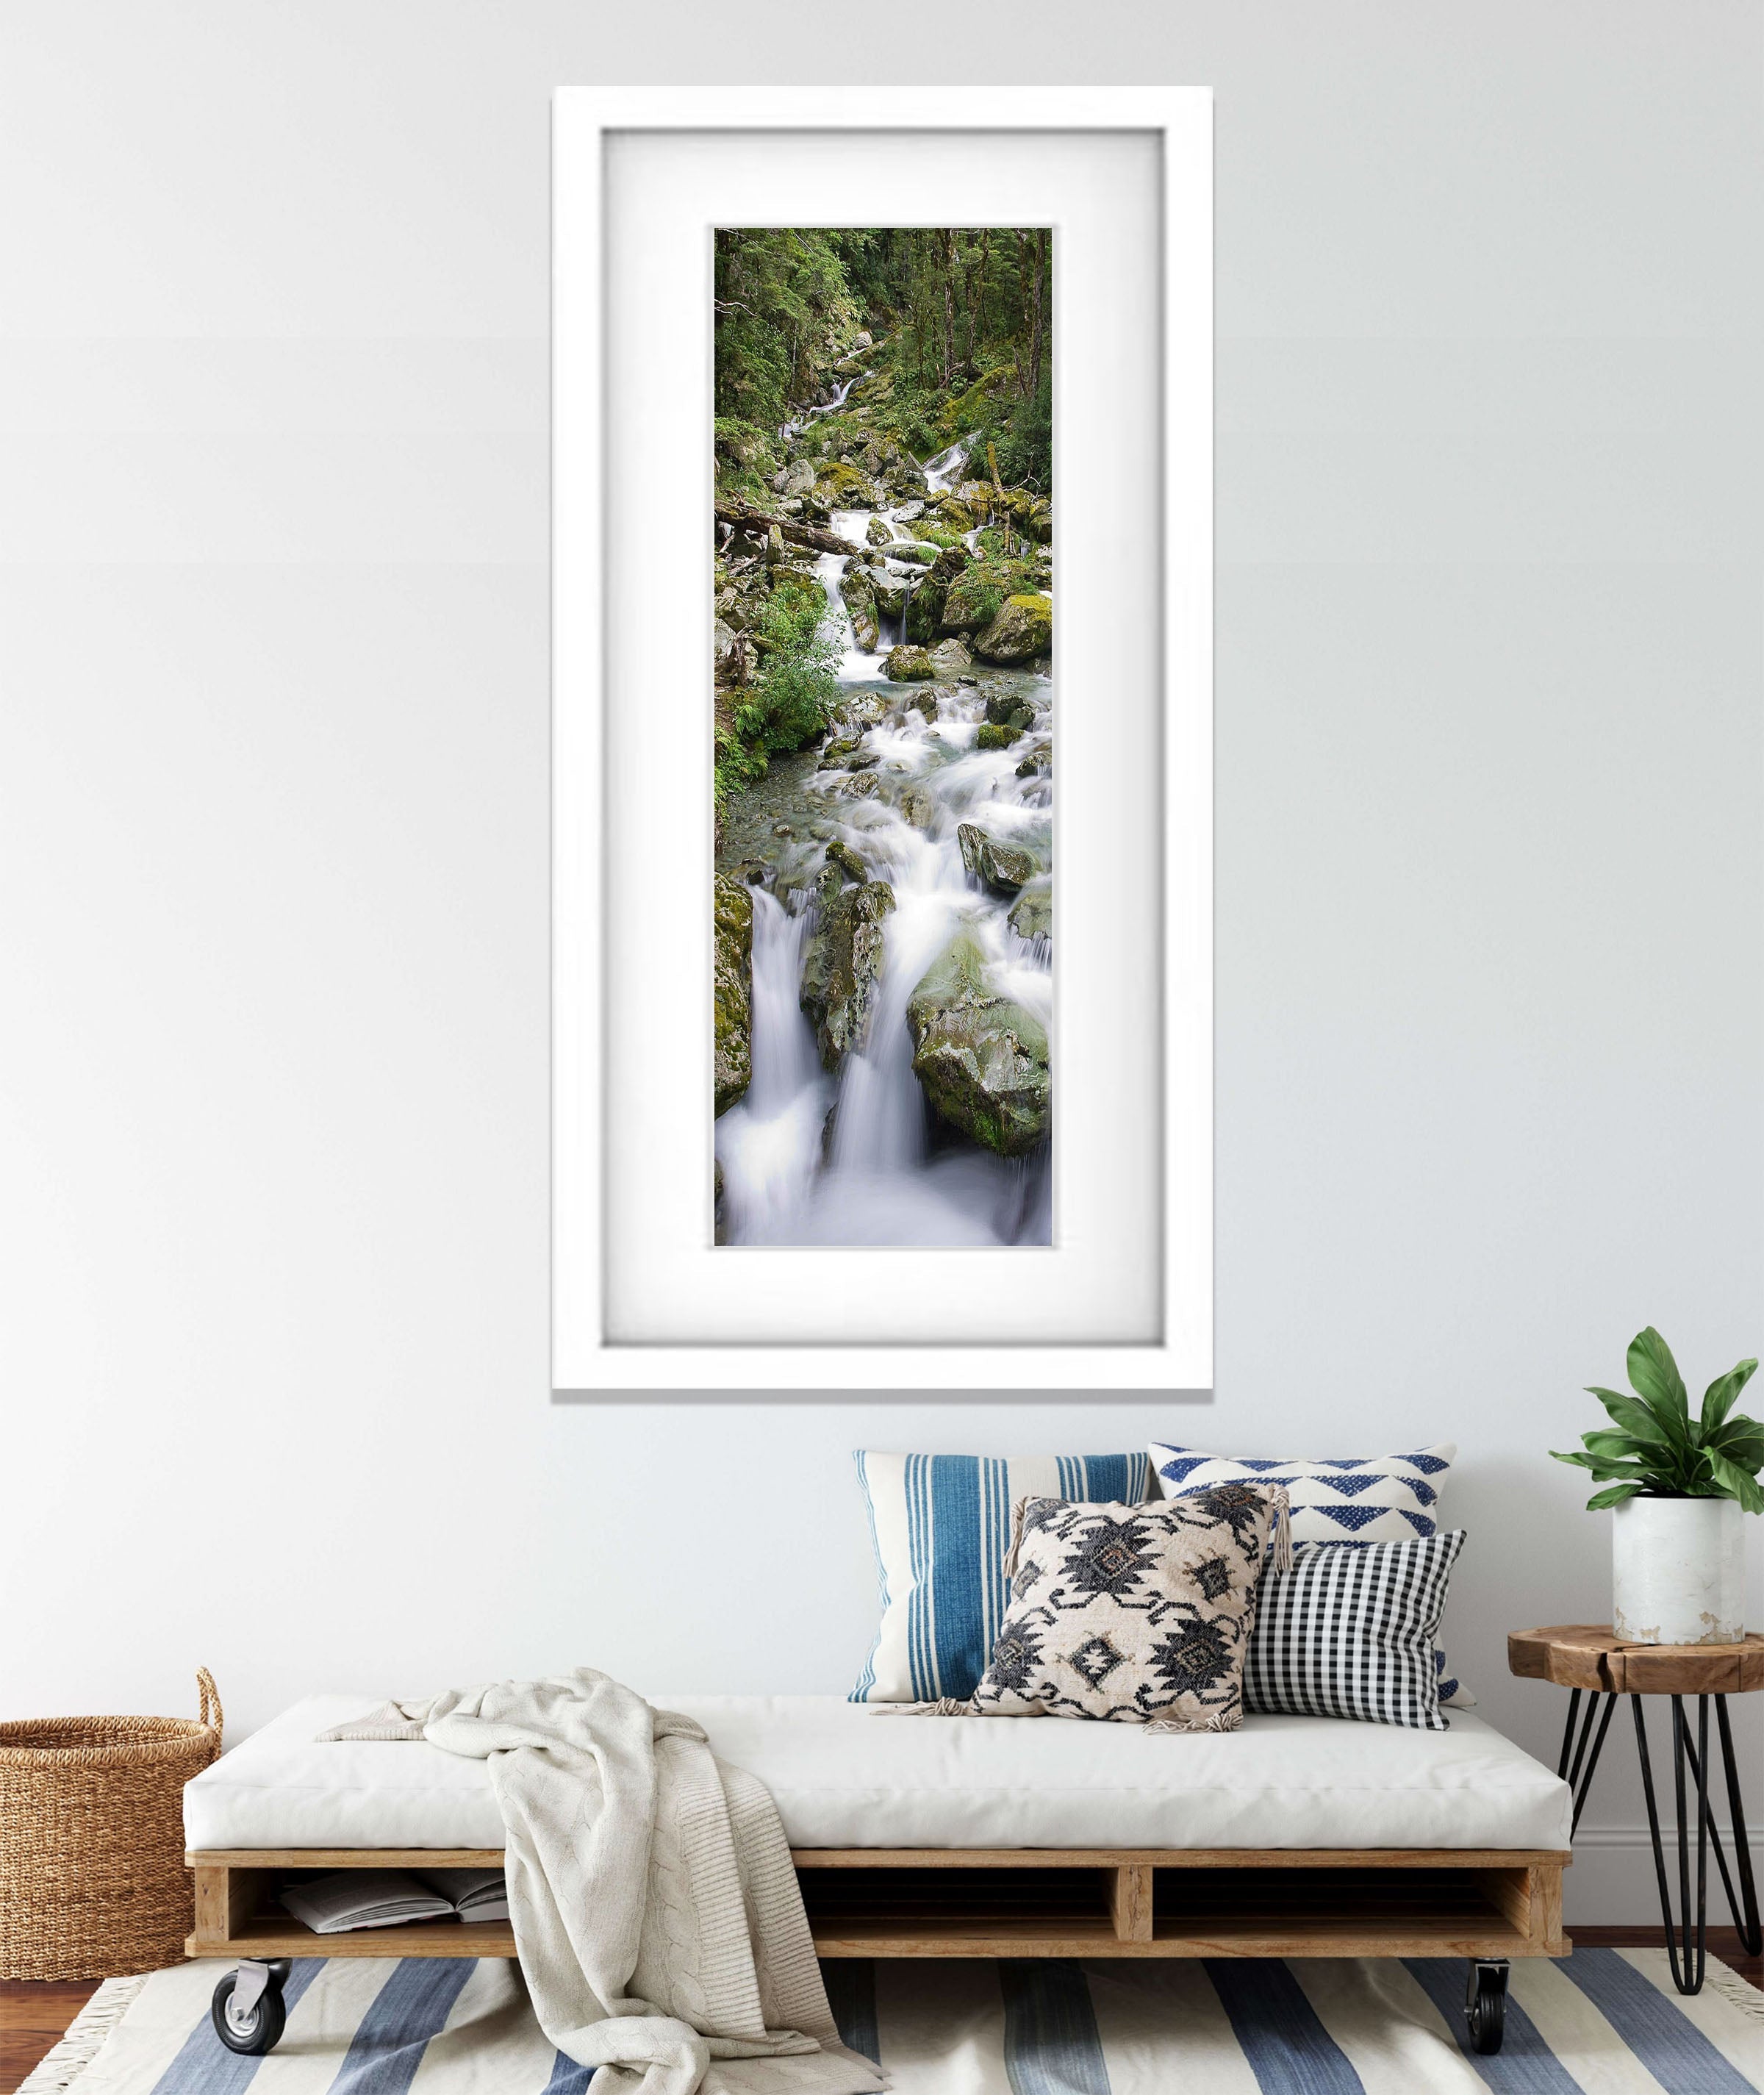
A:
[[939, 229, 956, 389], [964, 229, 990, 364], [1027, 230, 1049, 401]]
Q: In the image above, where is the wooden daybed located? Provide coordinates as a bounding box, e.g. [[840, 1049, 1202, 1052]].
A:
[[183, 1694, 1573, 2057]]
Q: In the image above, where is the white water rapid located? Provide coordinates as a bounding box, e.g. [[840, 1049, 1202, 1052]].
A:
[[717, 429, 1052, 1247]]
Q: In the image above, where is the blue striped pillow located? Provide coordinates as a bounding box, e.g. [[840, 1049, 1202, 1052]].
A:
[[850, 1450, 1151, 1703]]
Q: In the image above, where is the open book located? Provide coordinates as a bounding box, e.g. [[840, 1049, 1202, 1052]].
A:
[[279, 1868, 509, 1933]]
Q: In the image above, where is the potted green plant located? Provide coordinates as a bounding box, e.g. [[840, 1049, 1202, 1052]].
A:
[[1552, 1328, 1762, 1645]]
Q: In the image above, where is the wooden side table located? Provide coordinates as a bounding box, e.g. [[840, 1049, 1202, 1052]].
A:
[[1510, 1625, 1764, 1994]]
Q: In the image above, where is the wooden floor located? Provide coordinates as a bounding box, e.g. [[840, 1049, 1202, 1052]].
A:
[[2, 1933, 1759, 2094]]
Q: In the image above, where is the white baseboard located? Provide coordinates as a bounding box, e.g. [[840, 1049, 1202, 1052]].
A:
[[1566, 1824, 1763, 1927]]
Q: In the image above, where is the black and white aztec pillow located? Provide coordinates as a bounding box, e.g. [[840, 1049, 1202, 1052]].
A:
[[1149, 1439, 1473, 1706], [1244, 1529, 1466, 1730]]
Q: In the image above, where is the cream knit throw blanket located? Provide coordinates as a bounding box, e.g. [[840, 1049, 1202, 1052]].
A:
[[318, 1672, 883, 2095]]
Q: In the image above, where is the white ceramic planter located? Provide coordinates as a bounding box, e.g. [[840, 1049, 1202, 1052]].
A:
[[1612, 1495, 1746, 1644]]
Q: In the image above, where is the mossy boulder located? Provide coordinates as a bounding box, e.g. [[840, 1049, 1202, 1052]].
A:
[[769, 566, 825, 612], [800, 879, 895, 1070], [984, 690, 1036, 729], [906, 933, 1050, 1157], [839, 565, 879, 651], [904, 581, 948, 644], [958, 823, 1036, 892], [1008, 875, 1053, 947], [865, 514, 894, 547], [975, 723, 1019, 751], [713, 875, 753, 1115], [811, 460, 882, 513], [942, 561, 1037, 634], [881, 540, 939, 566], [973, 592, 1053, 665], [818, 734, 863, 770], [870, 568, 908, 617], [884, 644, 936, 681]]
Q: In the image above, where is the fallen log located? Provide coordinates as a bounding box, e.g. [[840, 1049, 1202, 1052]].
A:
[[716, 502, 851, 557]]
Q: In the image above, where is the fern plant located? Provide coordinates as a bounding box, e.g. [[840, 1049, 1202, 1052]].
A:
[[1552, 1327, 1764, 1512]]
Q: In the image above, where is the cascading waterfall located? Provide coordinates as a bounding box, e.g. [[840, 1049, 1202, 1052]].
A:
[[717, 386, 1050, 1247]]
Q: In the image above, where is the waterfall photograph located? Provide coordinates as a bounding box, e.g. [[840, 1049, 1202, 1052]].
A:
[[711, 227, 1053, 1247]]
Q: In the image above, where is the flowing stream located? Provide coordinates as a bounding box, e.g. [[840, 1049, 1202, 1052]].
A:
[[717, 436, 1052, 1245]]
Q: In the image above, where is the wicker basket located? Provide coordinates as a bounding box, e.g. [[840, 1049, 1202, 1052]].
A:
[[0, 1670, 223, 1979]]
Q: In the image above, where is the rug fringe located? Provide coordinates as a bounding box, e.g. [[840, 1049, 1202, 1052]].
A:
[[18, 1975, 150, 2094], [1704, 1958, 1764, 2025]]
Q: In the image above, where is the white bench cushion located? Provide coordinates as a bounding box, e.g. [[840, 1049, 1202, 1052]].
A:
[[183, 1693, 1571, 1854]]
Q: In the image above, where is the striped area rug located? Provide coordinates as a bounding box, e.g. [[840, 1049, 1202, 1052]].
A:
[[26, 1951, 1764, 2094]]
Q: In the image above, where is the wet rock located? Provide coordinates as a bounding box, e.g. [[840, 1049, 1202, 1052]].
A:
[[1015, 740, 1051, 778], [894, 498, 925, 523], [928, 637, 972, 676], [865, 514, 894, 547], [958, 822, 1036, 892], [823, 771, 880, 801], [1008, 876, 1053, 947], [975, 723, 1020, 751], [897, 785, 936, 831], [984, 690, 1036, 729], [839, 566, 879, 651], [829, 693, 888, 733], [884, 644, 936, 681], [958, 673, 979, 687], [908, 684, 944, 720], [870, 568, 908, 617], [904, 580, 947, 645], [825, 839, 868, 883], [815, 460, 883, 509], [972, 592, 1053, 665], [940, 566, 1004, 634], [819, 734, 862, 770], [713, 875, 753, 1115], [800, 878, 895, 1070], [906, 933, 1050, 1157]]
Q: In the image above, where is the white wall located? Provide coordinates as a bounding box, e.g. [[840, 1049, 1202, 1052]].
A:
[[1, 4, 1758, 1924]]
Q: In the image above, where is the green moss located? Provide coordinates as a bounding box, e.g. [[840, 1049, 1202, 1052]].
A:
[[712, 875, 754, 1114]]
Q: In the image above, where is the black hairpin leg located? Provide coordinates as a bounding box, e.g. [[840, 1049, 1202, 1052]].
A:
[[1633, 1694, 1713, 1994], [1557, 1686, 1617, 1835], [1677, 1694, 1764, 1958]]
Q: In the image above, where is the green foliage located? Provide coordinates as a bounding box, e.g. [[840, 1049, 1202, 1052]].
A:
[[714, 587, 839, 814], [958, 368, 1052, 494], [714, 230, 856, 437], [715, 228, 1053, 490], [1550, 1328, 1764, 1511]]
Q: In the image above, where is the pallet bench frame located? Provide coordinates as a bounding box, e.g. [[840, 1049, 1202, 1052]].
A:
[[187, 1844, 1569, 1964]]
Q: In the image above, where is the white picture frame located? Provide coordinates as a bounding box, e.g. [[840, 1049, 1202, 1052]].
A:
[[554, 87, 1211, 1392]]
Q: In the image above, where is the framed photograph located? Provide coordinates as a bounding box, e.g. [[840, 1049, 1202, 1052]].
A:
[[554, 87, 1211, 1392]]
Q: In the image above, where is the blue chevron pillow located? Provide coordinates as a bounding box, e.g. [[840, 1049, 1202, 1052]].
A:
[[1148, 1439, 1473, 1705]]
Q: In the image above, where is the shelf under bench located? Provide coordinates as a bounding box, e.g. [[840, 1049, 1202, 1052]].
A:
[[186, 1845, 1569, 1963]]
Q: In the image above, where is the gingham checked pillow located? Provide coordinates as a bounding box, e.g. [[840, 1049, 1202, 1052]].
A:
[[1148, 1439, 1473, 1705]]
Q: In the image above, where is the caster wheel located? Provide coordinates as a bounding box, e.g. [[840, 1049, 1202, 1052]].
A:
[[1465, 1960, 1507, 2055], [212, 1966, 287, 2055]]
